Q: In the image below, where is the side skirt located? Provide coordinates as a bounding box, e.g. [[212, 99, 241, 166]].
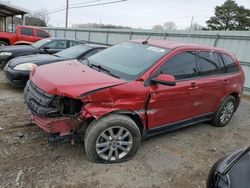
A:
[[143, 113, 213, 139]]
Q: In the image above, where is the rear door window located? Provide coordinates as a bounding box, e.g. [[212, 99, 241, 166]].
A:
[[198, 51, 225, 76], [160, 51, 197, 80], [37, 30, 50, 38], [69, 41, 82, 47], [221, 54, 239, 73], [20, 27, 33, 36], [45, 40, 67, 49]]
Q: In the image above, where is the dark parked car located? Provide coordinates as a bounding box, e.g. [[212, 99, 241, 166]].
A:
[[0, 38, 84, 67], [24, 40, 244, 163], [4, 44, 106, 87], [207, 147, 250, 188]]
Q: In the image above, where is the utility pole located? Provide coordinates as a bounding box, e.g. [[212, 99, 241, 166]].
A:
[[65, 0, 69, 28], [189, 16, 194, 31]]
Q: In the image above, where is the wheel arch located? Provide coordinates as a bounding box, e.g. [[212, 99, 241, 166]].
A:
[[85, 110, 145, 136], [218, 92, 240, 112], [0, 38, 10, 45], [13, 41, 33, 45], [229, 92, 240, 111]]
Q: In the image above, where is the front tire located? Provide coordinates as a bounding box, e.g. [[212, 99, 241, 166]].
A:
[[211, 96, 236, 127], [84, 114, 141, 163]]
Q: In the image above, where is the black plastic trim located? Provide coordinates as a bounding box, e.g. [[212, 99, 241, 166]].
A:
[[144, 113, 213, 138]]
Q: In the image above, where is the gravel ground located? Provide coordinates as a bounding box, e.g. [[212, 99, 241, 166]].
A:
[[0, 69, 250, 188]]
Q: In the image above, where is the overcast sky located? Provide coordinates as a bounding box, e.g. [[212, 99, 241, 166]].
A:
[[6, 0, 250, 29]]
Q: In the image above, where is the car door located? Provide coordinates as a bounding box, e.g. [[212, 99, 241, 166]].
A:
[[19, 27, 35, 42], [147, 51, 201, 129], [195, 51, 227, 115], [42, 40, 68, 54]]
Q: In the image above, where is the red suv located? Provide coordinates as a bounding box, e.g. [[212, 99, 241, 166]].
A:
[[24, 40, 245, 163]]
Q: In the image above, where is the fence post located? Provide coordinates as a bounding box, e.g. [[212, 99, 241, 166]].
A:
[[75, 30, 77, 40], [54, 29, 57, 37], [129, 31, 133, 40], [64, 29, 66, 38], [88, 30, 91, 43], [106, 30, 109, 45], [164, 32, 168, 40], [214, 34, 220, 47]]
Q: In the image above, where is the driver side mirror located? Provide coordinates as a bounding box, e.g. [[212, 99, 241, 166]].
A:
[[151, 74, 176, 86]]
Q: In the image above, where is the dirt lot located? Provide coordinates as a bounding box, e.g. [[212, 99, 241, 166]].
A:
[[0, 69, 249, 188]]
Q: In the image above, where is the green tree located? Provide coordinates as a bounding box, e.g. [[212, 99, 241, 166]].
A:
[[235, 6, 250, 30], [207, 0, 250, 30]]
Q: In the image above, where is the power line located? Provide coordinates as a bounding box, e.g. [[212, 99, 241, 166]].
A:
[[48, 0, 127, 15], [70, 0, 102, 6], [49, 0, 103, 13]]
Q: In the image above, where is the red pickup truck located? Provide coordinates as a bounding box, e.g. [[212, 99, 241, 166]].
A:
[[0, 25, 51, 46]]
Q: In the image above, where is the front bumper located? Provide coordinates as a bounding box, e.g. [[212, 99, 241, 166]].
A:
[[31, 114, 82, 136], [0, 56, 11, 67], [4, 66, 30, 87], [24, 81, 85, 136]]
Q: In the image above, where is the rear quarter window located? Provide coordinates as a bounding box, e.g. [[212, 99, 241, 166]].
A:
[[221, 54, 239, 73]]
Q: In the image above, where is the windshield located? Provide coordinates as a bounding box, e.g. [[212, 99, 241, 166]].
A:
[[32, 38, 52, 48], [55, 45, 91, 59], [88, 42, 171, 80]]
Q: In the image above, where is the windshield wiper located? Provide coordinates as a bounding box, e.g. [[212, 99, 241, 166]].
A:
[[88, 62, 120, 79], [83, 58, 91, 67]]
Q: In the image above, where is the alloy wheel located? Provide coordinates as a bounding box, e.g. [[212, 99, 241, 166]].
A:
[[220, 101, 235, 124], [96, 126, 133, 161]]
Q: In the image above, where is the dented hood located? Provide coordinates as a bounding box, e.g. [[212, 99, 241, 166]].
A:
[[30, 60, 127, 98]]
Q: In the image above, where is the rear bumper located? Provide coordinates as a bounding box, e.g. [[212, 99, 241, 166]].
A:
[[31, 114, 82, 136]]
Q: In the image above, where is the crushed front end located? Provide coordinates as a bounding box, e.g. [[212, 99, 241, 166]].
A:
[[24, 80, 84, 137]]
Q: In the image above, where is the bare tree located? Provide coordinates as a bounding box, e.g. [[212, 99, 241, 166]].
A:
[[163, 21, 177, 30], [31, 9, 49, 25], [152, 25, 164, 32]]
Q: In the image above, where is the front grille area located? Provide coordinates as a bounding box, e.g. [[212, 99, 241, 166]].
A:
[[24, 81, 62, 117], [24, 81, 83, 117]]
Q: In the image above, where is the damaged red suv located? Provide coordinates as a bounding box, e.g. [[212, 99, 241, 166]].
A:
[[24, 40, 245, 163]]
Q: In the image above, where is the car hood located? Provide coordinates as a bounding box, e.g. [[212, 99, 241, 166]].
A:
[[30, 60, 127, 98], [8, 54, 64, 68], [0, 45, 34, 52]]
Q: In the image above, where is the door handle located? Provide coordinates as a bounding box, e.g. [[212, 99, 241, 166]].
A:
[[223, 80, 230, 84], [188, 83, 198, 90]]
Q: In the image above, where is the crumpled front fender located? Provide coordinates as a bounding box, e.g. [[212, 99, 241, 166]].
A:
[[79, 81, 149, 130]]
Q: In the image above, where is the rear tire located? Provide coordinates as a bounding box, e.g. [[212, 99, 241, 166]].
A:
[[0, 41, 8, 46], [84, 114, 141, 163], [211, 96, 236, 127]]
